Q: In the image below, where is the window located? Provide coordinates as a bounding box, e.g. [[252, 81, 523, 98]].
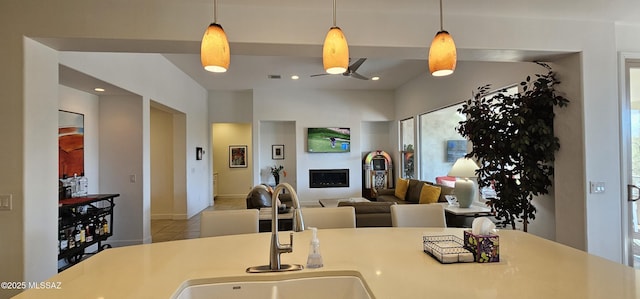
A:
[[400, 118, 415, 179], [417, 85, 518, 183], [418, 103, 466, 183]]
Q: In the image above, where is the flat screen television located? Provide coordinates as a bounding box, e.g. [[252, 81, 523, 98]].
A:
[[307, 127, 351, 153]]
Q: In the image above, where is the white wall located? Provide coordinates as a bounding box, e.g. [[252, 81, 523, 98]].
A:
[[616, 24, 640, 51], [99, 95, 144, 246], [253, 89, 395, 203], [209, 90, 254, 123], [259, 121, 297, 188], [360, 121, 393, 156], [549, 55, 586, 251], [23, 38, 59, 284]]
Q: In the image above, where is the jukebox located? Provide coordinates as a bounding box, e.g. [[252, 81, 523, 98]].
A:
[[362, 150, 393, 200]]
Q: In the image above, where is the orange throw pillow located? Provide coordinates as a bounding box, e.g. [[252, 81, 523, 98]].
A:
[[395, 178, 409, 200], [419, 183, 441, 204]]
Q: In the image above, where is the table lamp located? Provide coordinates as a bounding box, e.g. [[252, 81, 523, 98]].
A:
[[447, 158, 479, 208]]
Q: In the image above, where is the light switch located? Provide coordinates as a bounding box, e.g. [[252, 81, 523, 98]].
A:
[[129, 174, 136, 183], [0, 194, 12, 211], [590, 181, 605, 194]]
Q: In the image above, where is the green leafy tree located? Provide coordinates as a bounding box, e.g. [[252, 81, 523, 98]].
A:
[[456, 63, 569, 231]]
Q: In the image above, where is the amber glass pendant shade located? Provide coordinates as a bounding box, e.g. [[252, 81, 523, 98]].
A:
[[201, 23, 230, 73], [428, 30, 457, 77], [323, 26, 349, 74]]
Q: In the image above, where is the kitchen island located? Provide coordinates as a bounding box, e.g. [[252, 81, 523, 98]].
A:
[[13, 228, 640, 298]]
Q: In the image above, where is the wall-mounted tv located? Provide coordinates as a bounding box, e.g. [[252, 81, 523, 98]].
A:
[[307, 127, 351, 153]]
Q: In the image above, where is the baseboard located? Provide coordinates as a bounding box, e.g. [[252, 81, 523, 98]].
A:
[[151, 214, 174, 220], [172, 213, 188, 220]]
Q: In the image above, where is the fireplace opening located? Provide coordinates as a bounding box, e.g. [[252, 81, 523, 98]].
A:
[[309, 169, 349, 188]]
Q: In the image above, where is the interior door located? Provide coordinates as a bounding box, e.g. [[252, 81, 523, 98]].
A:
[[623, 59, 640, 268]]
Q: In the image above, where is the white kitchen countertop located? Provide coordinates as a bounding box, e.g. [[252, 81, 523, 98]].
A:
[[13, 228, 640, 299]]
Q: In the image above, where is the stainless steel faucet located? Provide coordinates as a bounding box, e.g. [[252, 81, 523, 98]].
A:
[[247, 182, 304, 273]]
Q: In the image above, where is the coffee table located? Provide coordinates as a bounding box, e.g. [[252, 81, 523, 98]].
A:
[[318, 197, 371, 207]]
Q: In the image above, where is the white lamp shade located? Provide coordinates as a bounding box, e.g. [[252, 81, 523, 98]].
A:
[[323, 26, 349, 74], [448, 157, 478, 179], [201, 23, 230, 73], [428, 30, 457, 77]]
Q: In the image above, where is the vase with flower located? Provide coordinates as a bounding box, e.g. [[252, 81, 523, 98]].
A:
[[270, 165, 286, 185]]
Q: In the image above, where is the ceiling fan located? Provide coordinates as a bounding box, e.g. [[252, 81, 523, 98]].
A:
[[310, 58, 370, 80]]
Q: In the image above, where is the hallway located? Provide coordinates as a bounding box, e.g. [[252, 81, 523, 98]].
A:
[[150, 197, 245, 243]]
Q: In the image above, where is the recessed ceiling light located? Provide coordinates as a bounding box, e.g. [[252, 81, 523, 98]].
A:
[[94, 88, 105, 92], [291, 75, 300, 80], [371, 76, 380, 81]]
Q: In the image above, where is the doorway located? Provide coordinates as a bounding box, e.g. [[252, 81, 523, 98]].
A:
[[212, 123, 253, 201], [150, 102, 187, 220], [622, 57, 640, 268]]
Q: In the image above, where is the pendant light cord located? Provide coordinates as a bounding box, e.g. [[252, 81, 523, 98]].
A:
[[213, 0, 218, 23], [439, 0, 444, 31], [333, 0, 337, 27]]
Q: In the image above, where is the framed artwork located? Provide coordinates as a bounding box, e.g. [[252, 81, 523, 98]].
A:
[[446, 140, 468, 162], [196, 147, 204, 160], [58, 110, 85, 179], [272, 144, 284, 160], [229, 145, 248, 168]]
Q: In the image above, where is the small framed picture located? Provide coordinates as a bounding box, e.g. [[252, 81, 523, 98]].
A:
[[196, 147, 204, 160], [272, 144, 284, 160], [229, 145, 248, 168]]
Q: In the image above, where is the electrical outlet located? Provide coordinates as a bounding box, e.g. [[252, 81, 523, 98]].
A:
[[590, 181, 605, 194], [0, 194, 12, 211]]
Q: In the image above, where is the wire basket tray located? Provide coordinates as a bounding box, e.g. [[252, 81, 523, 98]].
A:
[[423, 235, 474, 264]]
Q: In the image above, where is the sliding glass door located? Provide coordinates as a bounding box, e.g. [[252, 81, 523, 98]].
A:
[[623, 59, 640, 268]]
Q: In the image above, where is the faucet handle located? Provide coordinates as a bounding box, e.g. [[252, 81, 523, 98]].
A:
[[289, 232, 294, 247]]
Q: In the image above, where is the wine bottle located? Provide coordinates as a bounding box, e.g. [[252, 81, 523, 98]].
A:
[[102, 218, 109, 235], [73, 224, 84, 247], [59, 231, 68, 252], [68, 229, 75, 249], [85, 225, 93, 243]]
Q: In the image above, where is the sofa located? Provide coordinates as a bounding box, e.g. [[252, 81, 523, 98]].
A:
[[245, 184, 292, 209], [337, 201, 396, 227], [376, 179, 454, 204]]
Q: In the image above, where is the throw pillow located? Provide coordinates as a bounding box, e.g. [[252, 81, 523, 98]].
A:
[[395, 178, 409, 200], [419, 183, 441, 204]]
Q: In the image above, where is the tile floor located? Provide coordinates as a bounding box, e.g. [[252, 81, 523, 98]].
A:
[[151, 197, 245, 243]]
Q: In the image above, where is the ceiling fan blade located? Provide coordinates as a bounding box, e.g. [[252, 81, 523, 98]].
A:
[[310, 73, 330, 77], [349, 58, 367, 72], [350, 72, 370, 80]]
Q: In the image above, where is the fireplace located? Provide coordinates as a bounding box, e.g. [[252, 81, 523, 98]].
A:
[[309, 169, 349, 188]]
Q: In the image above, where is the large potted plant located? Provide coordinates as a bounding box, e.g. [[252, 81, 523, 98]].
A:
[[456, 63, 569, 232]]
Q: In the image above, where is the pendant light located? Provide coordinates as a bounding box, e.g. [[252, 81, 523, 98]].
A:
[[323, 0, 349, 74], [428, 0, 457, 77], [201, 0, 230, 73]]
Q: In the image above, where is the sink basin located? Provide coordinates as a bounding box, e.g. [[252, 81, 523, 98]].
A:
[[173, 272, 374, 299]]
